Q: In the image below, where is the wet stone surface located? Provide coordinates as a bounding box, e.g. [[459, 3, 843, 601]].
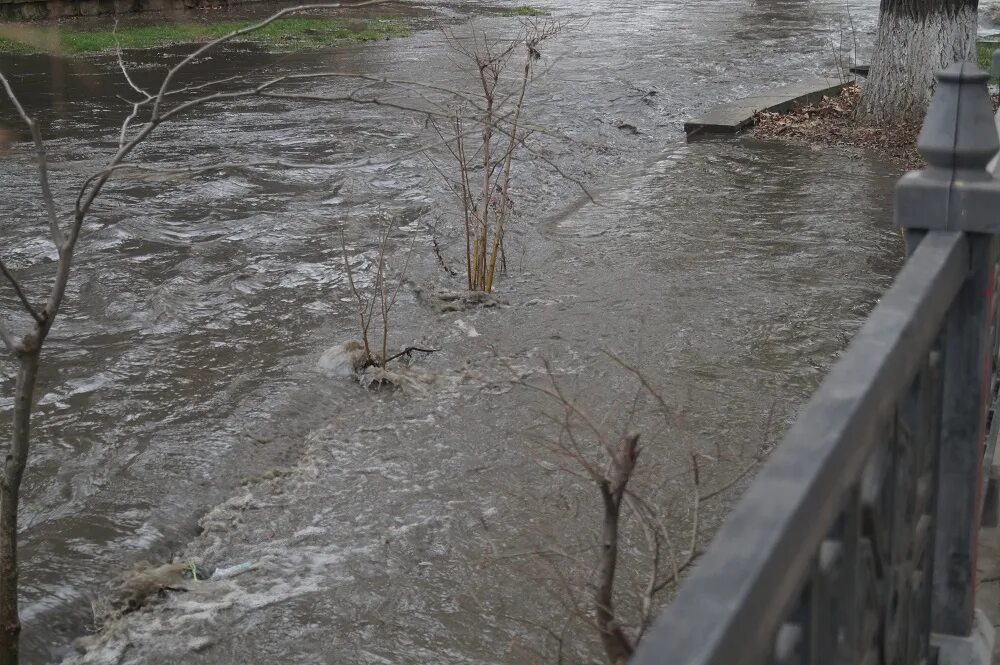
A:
[[0, 0, 902, 662]]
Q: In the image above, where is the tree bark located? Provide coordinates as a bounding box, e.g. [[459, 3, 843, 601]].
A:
[[859, 0, 978, 122], [595, 435, 639, 665], [0, 349, 38, 665]]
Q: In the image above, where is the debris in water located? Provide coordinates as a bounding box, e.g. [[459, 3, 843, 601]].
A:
[[181, 563, 213, 581], [213, 561, 257, 579], [317, 340, 368, 377], [455, 319, 480, 338], [359, 365, 436, 393], [190, 636, 215, 653], [613, 120, 640, 134]]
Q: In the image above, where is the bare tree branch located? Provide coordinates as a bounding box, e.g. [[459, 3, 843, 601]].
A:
[[0, 72, 62, 249], [699, 460, 757, 503], [87, 71, 496, 219], [603, 349, 671, 431], [501, 125, 596, 203], [0, 259, 42, 324], [624, 493, 661, 636], [342, 229, 374, 362], [502, 350, 756, 663], [114, 19, 149, 98], [686, 454, 702, 571], [80, 6, 400, 232], [0, 319, 15, 356], [375, 219, 393, 365], [79, 119, 490, 214]]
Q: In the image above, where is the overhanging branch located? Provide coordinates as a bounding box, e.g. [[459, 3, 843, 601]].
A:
[[0, 259, 42, 324]]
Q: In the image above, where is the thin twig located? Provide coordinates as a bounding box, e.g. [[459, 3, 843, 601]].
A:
[[699, 460, 758, 503], [0, 319, 15, 355], [375, 217, 393, 366], [114, 19, 149, 98], [0, 259, 43, 324], [383, 346, 440, 364], [341, 230, 373, 360]]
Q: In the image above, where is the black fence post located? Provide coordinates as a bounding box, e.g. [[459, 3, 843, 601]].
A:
[[896, 62, 1000, 662]]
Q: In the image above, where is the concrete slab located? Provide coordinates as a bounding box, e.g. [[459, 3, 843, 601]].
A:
[[684, 78, 852, 138], [934, 610, 995, 665]]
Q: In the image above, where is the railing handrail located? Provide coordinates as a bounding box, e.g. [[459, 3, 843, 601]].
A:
[[630, 231, 968, 665], [633, 61, 1000, 665]]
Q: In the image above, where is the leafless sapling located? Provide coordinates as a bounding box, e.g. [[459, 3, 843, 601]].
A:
[[501, 354, 771, 665], [426, 20, 569, 293]]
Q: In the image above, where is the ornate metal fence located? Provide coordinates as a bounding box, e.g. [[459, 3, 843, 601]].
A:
[[631, 61, 1000, 665]]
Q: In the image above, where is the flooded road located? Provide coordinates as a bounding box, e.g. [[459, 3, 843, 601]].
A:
[[0, 0, 902, 661]]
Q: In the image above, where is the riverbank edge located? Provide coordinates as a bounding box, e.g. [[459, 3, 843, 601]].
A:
[[0, 16, 413, 55], [0, 1, 549, 55]]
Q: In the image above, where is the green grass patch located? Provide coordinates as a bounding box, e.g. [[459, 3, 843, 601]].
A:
[[978, 40, 999, 74], [0, 16, 409, 55], [501, 6, 549, 17]]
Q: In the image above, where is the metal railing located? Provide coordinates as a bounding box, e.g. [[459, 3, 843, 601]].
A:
[[632, 60, 1000, 665]]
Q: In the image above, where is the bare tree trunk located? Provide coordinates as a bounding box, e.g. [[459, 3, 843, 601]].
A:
[[859, 0, 978, 122], [595, 434, 638, 665], [0, 349, 38, 665]]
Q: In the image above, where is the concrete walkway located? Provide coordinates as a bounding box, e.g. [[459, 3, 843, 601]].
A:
[[683, 77, 851, 136]]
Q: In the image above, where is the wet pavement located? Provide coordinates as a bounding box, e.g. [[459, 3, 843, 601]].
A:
[[0, 0, 905, 661]]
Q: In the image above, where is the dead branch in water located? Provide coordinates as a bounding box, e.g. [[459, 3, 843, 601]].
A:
[[384, 346, 439, 364], [498, 357, 771, 664]]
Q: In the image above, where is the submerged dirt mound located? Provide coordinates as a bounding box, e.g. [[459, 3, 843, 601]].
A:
[[414, 285, 508, 313], [753, 85, 924, 169], [88, 562, 190, 633]]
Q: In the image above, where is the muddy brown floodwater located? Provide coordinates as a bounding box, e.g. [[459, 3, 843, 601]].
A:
[[0, 0, 904, 662]]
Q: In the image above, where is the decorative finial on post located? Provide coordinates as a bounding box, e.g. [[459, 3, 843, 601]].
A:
[[896, 62, 1000, 232]]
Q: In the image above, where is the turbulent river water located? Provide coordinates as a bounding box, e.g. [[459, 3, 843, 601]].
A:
[[0, 0, 908, 661]]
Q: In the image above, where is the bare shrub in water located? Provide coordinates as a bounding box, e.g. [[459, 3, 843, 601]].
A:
[[342, 216, 406, 370], [430, 20, 562, 293], [340, 214, 436, 381], [503, 354, 773, 664]]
